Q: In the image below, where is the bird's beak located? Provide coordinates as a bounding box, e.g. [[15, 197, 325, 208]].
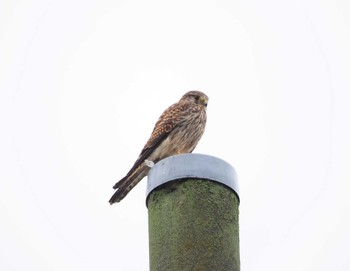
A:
[[201, 98, 208, 107]]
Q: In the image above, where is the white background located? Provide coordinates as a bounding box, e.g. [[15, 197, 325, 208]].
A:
[[1, 1, 350, 270]]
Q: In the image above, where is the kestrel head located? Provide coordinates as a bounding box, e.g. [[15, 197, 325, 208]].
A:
[[181, 90, 209, 109]]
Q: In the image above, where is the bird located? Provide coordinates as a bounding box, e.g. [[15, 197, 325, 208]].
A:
[[109, 90, 208, 204]]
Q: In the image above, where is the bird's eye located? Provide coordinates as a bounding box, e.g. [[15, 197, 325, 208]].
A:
[[194, 96, 200, 102]]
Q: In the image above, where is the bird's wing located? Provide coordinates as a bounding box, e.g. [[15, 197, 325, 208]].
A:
[[139, 101, 193, 159], [113, 101, 191, 189]]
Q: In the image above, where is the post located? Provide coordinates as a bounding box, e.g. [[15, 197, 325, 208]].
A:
[[146, 154, 240, 271]]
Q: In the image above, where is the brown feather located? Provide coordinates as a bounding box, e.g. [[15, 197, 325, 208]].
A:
[[109, 90, 208, 204]]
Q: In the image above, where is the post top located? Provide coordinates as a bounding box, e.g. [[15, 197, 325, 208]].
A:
[[146, 153, 239, 204]]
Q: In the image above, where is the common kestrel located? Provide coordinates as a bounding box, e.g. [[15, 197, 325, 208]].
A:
[[109, 90, 208, 204]]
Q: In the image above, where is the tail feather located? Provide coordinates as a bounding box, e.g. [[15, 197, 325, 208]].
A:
[[109, 164, 150, 204], [112, 176, 127, 189]]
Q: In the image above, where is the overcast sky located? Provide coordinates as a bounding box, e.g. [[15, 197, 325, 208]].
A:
[[1, 1, 350, 270]]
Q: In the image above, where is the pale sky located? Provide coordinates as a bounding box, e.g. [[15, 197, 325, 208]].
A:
[[1, 1, 350, 270]]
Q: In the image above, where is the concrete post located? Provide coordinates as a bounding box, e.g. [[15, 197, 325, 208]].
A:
[[146, 154, 240, 271]]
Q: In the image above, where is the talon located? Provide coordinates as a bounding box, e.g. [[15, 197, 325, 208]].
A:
[[144, 160, 155, 168]]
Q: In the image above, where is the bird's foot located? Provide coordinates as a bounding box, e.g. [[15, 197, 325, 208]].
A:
[[144, 160, 155, 168]]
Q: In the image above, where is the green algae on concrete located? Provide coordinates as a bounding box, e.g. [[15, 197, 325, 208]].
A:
[[148, 179, 240, 271]]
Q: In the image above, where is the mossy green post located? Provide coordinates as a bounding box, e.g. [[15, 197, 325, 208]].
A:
[[147, 178, 240, 271]]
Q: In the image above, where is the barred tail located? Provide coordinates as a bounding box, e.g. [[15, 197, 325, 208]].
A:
[[109, 164, 150, 204]]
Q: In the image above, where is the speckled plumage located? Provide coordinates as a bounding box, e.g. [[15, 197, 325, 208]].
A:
[[109, 91, 208, 204]]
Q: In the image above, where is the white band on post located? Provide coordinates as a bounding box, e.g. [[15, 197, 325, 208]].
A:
[[146, 153, 239, 205]]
